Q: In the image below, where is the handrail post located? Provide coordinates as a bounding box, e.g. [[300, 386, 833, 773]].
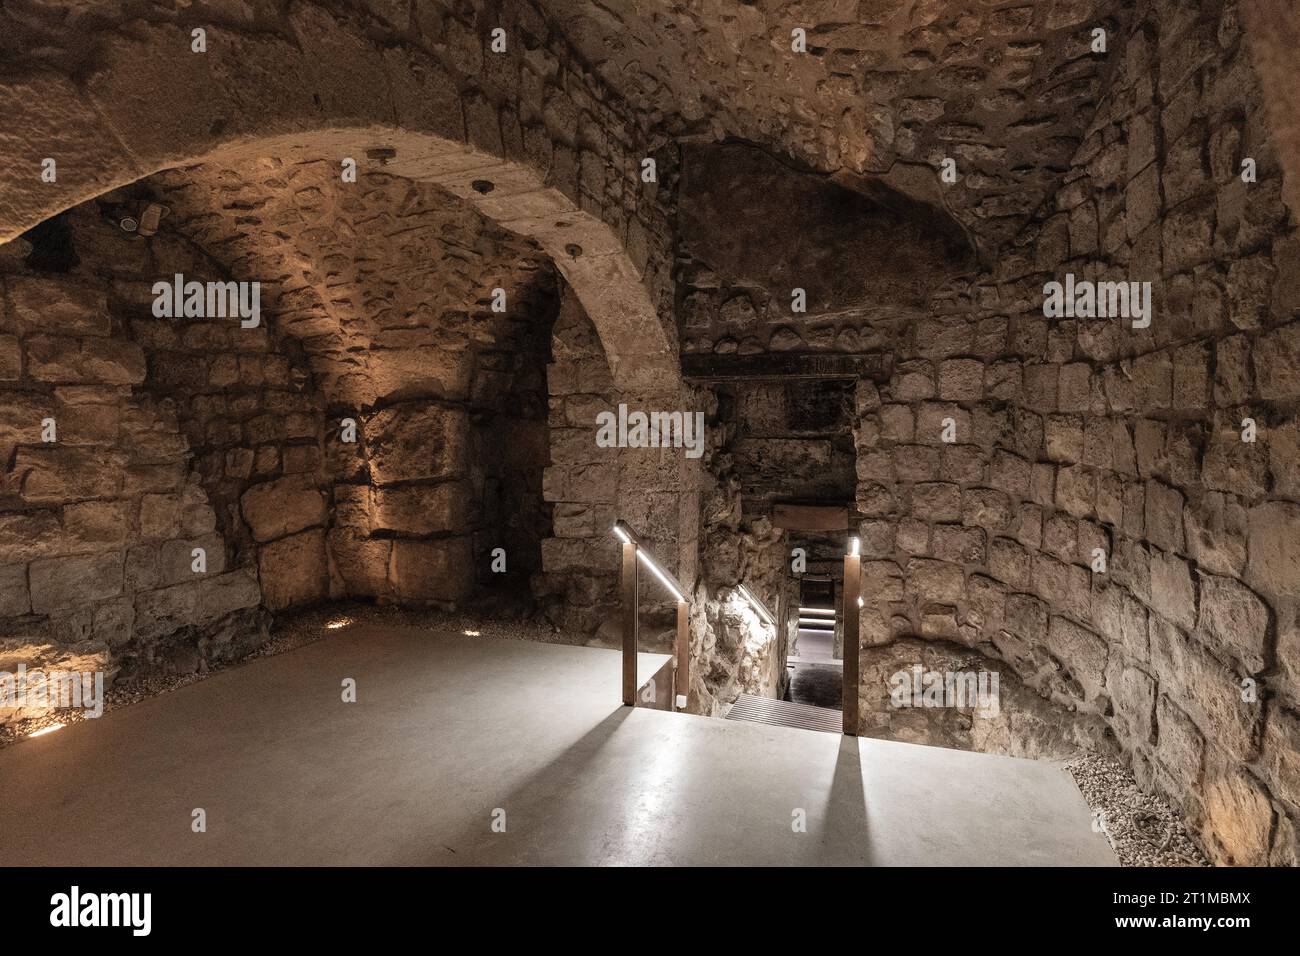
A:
[[674, 600, 689, 711], [842, 541, 861, 736], [621, 538, 639, 706]]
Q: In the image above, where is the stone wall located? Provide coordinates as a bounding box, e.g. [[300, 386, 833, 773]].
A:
[[0, 0, 683, 401], [144, 160, 563, 608], [0, 0, 707, 723], [1, 159, 566, 722], [537, 0, 1134, 256], [859, 638, 1114, 760], [536, 287, 697, 640], [690, 462, 791, 714], [851, 0, 1300, 865], [676, 142, 971, 358], [536, 286, 783, 713], [0, 208, 268, 694], [133, 159, 559, 612]]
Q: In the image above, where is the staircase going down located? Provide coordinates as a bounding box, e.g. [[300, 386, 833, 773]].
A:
[[726, 694, 842, 734]]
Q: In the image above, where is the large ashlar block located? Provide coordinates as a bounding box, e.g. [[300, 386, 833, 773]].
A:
[[0, 637, 113, 719], [1247, 501, 1300, 598], [327, 529, 391, 598], [365, 404, 469, 485], [1150, 616, 1260, 764], [0, 510, 64, 563], [257, 530, 329, 612], [1104, 660, 1155, 746], [389, 537, 474, 601], [14, 447, 124, 503], [28, 552, 124, 614], [1047, 616, 1108, 705], [368, 347, 472, 403], [0, 563, 30, 616], [1195, 572, 1269, 674], [372, 481, 472, 535], [1200, 764, 1276, 866], [24, 335, 146, 386], [133, 569, 261, 641], [1148, 549, 1197, 631], [6, 277, 110, 336], [241, 477, 328, 543], [1153, 695, 1205, 800], [62, 499, 131, 552], [0, 73, 142, 246]]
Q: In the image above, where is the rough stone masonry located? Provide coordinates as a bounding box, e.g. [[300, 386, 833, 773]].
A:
[[0, 0, 1298, 869]]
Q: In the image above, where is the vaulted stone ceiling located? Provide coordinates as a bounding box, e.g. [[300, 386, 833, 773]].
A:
[[144, 160, 558, 409], [539, 0, 1131, 255]]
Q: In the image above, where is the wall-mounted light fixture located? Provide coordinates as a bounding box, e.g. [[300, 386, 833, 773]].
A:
[[849, 536, 860, 557]]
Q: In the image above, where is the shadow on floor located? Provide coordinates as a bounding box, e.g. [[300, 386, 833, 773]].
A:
[[790, 663, 843, 709], [433, 707, 639, 863], [823, 734, 870, 858]]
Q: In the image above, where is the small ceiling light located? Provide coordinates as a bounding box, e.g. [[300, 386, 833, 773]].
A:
[[136, 202, 167, 237], [565, 243, 583, 258], [29, 723, 65, 738], [325, 618, 351, 630], [471, 179, 494, 194]]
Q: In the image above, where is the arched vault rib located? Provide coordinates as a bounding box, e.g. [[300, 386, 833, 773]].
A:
[[0, 9, 677, 398]]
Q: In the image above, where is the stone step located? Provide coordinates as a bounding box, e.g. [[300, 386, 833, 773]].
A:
[[726, 693, 842, 734]]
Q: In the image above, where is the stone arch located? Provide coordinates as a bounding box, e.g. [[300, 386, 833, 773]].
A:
[[0, 2, 678, 397]]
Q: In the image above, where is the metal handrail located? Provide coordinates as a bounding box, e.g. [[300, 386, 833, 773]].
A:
[[613, 520, 690, 602], [841, 535, 861, 737], [613, 521, 781, 716], [735, 583, 775, 627], [613, 520, 690, 711]]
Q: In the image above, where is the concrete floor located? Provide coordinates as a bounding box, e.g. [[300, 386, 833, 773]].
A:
[[792, 627, 836, 663], [0, 625, 1116, 866]]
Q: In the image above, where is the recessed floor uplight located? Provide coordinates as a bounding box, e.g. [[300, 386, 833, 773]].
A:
[[463, 629, 481, 637], [29, 724, 65, 738], [325, 618, 352, 630]]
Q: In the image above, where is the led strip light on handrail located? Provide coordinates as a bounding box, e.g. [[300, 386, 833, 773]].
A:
[[735, 583, 775, 627], [613, 521, 688, 604]]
